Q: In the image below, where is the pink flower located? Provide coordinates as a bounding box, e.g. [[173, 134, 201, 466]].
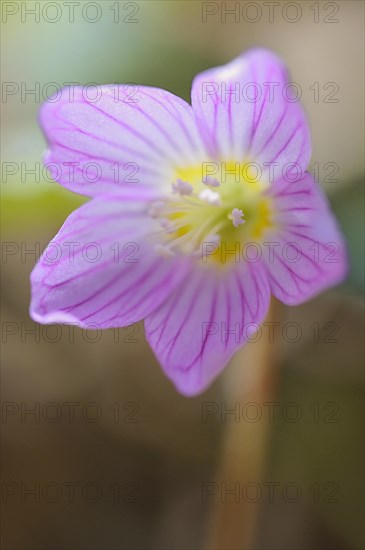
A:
[[30, 49, 347, 396]]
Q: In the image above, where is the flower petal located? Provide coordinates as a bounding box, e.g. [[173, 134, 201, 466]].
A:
[[191, 48, 311, 183], [30, 189, 190, 327], [262, 173, 348, 304], [40, 86, 208, 196], [145, 262, 270, 396]]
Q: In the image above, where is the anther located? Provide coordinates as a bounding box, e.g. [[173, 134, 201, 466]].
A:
[[230, 208, 245, 228], [148, 201, 165, 219], [160, 218, 175, 233], [192, 234, 220, 259], [171, 179, 193, 196], [203, 176, 221, 188]]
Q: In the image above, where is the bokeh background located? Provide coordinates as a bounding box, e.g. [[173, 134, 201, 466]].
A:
[[1, 1, 364, 549]]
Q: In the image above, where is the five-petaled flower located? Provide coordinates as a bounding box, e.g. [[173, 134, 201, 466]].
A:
[[30, 49, 347, 396]]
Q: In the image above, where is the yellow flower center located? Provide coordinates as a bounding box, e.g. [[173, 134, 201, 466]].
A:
[[149, 161, 274, 266]]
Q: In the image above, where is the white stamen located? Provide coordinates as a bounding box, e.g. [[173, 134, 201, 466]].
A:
[[154, 244, 175, 258], [203, 176, 220, 188], [199, 188, 222, 206], [171, 179, 193, 196], [230, 208, 246, 228]]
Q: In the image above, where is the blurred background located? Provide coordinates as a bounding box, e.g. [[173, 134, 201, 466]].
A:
[[1, 1, 364, 549]]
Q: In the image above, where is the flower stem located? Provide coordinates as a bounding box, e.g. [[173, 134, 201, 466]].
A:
[[205, 299, 281, 550]]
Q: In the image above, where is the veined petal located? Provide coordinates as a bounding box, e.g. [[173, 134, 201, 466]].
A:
[[40, 86, 208, 196], [30, 190, 190, 327], [145, 262, 270, 396], [262, 173, 348, 304], [191, 49, 311, 183]]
